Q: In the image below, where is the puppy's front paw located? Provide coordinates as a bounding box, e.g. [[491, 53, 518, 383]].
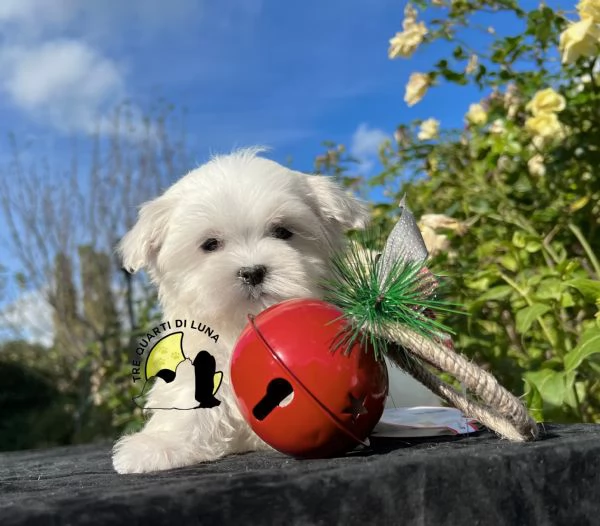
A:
[[112, 432, 192, 474]]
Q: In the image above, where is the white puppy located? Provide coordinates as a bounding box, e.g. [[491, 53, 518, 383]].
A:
[[112, 147, 435, 474]]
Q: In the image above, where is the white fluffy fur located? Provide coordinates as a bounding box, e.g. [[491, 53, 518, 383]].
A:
[[112, 148, 436, 474]]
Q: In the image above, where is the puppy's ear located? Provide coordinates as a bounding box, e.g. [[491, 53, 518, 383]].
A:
[[119, 196, 173, 273], [305, 175, 370, 230]]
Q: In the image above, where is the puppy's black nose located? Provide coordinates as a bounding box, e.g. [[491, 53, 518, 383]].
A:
[[238, 265, 267, 286]]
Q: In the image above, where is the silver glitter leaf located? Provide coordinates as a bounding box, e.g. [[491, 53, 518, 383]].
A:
[[378, 195, 428, 286]]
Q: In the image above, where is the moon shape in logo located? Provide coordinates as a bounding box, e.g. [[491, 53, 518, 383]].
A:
[[144, 331, 186, 382]]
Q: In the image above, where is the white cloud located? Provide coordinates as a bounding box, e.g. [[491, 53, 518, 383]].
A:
[[351, 123, 389, 173], [0, 0, 77, 29], [0, 0, 211, 135], [0, 40, 125, 133], [0, 0, 125, 134], [0, 0, 204, 37], [0, 0, 269, 137]]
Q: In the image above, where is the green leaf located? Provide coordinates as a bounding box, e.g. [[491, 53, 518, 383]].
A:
[[525, 384, 544, 422], [512, 231, 527, 248], [465, 276, 491, 291], [506, 140, 523, 155], [569, 196, 590, 212], [563, 373, 583, 410], [477, 285, 512, 302], [514, 175, 532, 193], [525, 369, 566, 407], [536, 279, 564, 301], [566, 279, 600, 302], [452, 45, 466, 60], [560, 292, 575, 308], [499, 254, 519, 272], [469, 199, 490, 214], [564, 327, 600, 373], [516, 304, 551, 334], [525, 240, 542, 253], [475, 64, 487, 83]]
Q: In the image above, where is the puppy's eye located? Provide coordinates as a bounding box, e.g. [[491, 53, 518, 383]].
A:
[[271, 226, 293, 240], [200, 238, 222, 252]]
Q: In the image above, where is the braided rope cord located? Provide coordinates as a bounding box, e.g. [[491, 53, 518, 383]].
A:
[[369, 322, 540, 442]]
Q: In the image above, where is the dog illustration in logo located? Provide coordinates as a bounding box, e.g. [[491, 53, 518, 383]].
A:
[[191, 351, 222, 408]]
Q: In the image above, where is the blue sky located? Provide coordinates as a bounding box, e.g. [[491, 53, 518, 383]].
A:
[[0, 0, 496, 171], [0, 0, 548, 341]]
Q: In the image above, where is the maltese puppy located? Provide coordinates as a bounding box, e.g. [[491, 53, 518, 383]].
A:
[[112, 147, 435, 474]]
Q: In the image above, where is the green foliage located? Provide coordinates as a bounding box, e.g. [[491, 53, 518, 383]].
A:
[[319, 1, 600, 423], [0, 342, 74, 450], [67, 282, 161, 443], [0, 263, 160, 451], [0, 102, 190, 450], [88, 285, 161, 435]]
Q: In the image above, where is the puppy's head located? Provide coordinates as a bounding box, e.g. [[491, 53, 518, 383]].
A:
[[120, 147, 369, 335]]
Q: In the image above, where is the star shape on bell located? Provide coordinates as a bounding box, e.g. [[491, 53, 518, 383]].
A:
[[342, 393, 368, 422]]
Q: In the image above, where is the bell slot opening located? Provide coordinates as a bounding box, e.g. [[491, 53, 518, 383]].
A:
[[252, 378, 294, 421]]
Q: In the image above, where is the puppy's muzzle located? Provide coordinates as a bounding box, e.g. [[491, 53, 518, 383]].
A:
[[238, 265, 267, 287]]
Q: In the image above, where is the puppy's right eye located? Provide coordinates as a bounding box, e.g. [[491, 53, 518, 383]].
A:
[[200, 238, 221, 252], [271, 226, 293, 240]]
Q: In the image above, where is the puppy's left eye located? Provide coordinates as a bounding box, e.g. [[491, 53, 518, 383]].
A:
[[200, 238, 222, 252], [271, 226, 293, 240]]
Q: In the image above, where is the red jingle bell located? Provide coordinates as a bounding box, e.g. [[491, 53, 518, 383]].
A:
[[230, 298, 389, 458]]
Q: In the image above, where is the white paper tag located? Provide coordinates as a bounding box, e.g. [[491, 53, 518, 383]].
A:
[[371, 406, 479, 438]]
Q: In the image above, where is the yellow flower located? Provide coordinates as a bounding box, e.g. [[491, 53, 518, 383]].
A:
[[418, 214, 470, 257], [532, 135, 547, 150], [426, 155, 439, 174], [498, 155, 515, 173], [404, 73, 430, 106], [578, 0, 600, 23], [465, 103, 487, 125], [388, 4, 427, 59], [504, 83, 520, 119], [417, 118, 440, 140], [527, 154, 546, 177], [525, 112, 563, 138], [525, 88, 566, 115], [419, 226, 450, 256], [465, 54, 478, 74], [489, 119, 506, 134], [388, 23, 427, 58], [419, 214, 468, 235], [559, 18, 600, 64], [404, 2, 418, 22]]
